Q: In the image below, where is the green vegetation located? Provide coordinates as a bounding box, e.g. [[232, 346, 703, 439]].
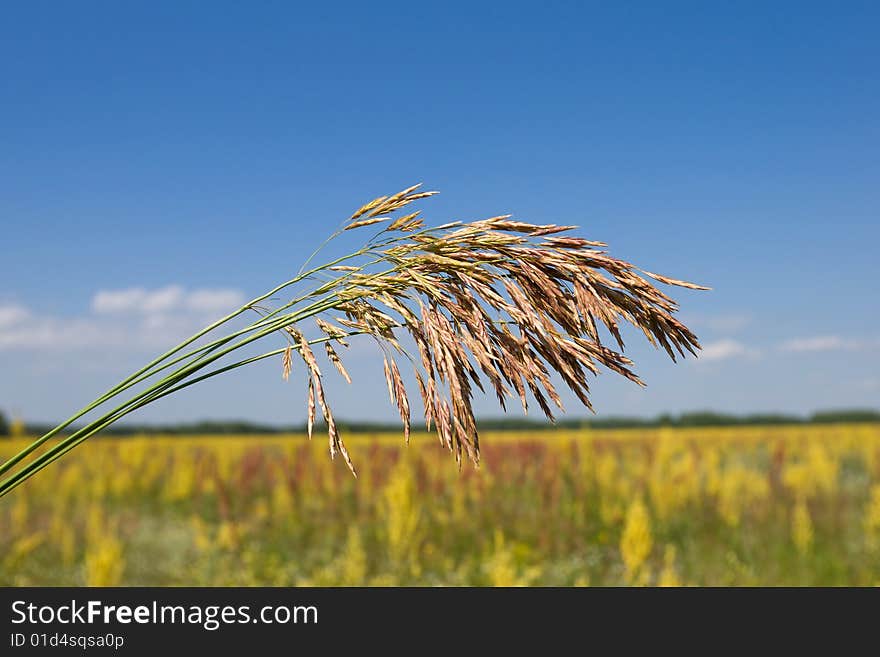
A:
[[9, 408, 879, 438]]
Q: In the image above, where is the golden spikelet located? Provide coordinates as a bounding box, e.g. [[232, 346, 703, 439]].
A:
[[349, 195, 388, 221], [345, 216, 388, 231], [641, 270, 711, 291], [307, 377, 315, 441], [298, 333, 321, 377], [388, 211, 421, 231], [324, 343, 351, 384], [281, 344, 292, 381], [382, 356, 394, 403]]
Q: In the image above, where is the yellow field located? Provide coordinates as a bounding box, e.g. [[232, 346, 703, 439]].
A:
[[2, 424, 880, 586]]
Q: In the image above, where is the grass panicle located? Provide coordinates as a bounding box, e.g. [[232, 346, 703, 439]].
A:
[[0, 185, 707, 496]]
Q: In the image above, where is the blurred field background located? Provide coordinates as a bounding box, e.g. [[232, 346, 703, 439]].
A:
[[2, 424, 880, 586]]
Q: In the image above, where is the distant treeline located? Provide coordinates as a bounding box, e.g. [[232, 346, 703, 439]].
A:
[[3, 409, 879, 437]]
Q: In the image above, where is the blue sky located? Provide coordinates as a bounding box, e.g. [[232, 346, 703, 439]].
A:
[[1, 1, 878, 424]]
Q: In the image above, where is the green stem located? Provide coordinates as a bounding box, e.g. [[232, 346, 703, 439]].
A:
[[0, 333, 362, 498], [0, 277, 376, 492], [0, 251, 367, 479]]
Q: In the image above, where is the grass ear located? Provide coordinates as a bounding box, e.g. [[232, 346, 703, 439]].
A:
[[0, 185, 705, 496]]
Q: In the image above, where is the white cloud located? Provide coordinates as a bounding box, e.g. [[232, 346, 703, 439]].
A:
[[92, 285, 239, 315], [0, 318, 126, 350], [92, 288, 149, 314], [185, 289, 246, 313], [779, 335, 861, 353], [698, 339, 756, 362], [141, 286, 185, 314], [0, 286, 246, 351], [0, 304, 30, 328]]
